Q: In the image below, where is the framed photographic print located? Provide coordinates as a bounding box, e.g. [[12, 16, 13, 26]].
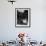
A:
[[15, 8, 31, 28]]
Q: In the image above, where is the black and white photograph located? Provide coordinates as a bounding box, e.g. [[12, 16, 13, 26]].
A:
[[15, 8, 31, 27]]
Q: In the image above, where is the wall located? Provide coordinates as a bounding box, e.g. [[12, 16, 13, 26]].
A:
[[0, 0, 46, 42]]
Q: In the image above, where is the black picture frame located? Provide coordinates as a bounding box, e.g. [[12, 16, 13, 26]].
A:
[[15, 8, 31, 28]]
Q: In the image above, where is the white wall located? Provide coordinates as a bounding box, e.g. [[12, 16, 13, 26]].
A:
[[0, 0, 46, 42]]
